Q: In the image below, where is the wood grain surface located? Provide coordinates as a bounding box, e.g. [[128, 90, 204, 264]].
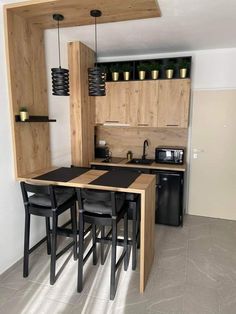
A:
[[4, 0, 161, 29]]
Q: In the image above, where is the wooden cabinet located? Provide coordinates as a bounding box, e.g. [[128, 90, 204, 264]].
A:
[[95, 82, 129, 125], [127, 81, 159, 127], [157, 79, 190, 128], [95, 79, 190, 128]]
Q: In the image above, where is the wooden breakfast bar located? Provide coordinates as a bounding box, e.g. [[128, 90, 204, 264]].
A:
[[19, 167, 156, 293]]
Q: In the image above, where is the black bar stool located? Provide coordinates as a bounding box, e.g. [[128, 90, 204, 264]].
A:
[[20, 182, 77, 285], [76, 188, 128, 300]]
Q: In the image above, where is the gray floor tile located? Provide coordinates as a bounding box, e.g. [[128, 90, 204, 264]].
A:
[[1, 214, 236, 314]]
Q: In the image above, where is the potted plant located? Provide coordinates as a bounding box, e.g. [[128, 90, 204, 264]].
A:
[[137, 62, 149, 80], [110, 63, 120, 81], [121, 63, 132, 81], [149, 61, 161, 80], [178, 59, 190, 78], [164, 61, 176, 79], [99, 65, 108, 81], [19, 107, 29, 121]]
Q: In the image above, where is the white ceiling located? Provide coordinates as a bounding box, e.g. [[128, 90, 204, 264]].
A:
[[2, 0, 236, 57]]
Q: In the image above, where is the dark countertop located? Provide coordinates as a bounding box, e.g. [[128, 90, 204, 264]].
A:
[[90, 158, 186, 172]]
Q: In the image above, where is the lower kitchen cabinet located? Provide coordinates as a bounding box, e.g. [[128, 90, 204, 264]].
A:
[[151, 170, 184, 226]]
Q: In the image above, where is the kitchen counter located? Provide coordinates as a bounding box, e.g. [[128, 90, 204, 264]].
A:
[[90, 158, 186, 172]]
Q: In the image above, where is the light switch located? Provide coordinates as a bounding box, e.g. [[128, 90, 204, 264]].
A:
[[193, 153, 198, 159]]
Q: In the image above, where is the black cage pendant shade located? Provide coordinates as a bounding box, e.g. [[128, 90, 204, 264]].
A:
[[51, 14, 70, 96], [88, 10, 106, 96]]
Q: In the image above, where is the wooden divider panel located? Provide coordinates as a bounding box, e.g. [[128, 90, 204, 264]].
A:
[[68, 41, 95, 167], [4, 10, 50, 177]]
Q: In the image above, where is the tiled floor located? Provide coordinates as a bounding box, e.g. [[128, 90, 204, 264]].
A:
[[1, 214, 236, 314]]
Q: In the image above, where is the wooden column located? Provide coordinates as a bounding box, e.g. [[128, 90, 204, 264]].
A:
[[68, 41, 95, 167], [4, 9, 50, 178]]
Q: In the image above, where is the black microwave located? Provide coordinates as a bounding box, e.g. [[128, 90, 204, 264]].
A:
[[155, 147, 184, 164]]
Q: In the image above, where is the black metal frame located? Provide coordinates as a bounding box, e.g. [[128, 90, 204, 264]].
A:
[[76, 188, 128, 300], [20, 182, 77, 285]]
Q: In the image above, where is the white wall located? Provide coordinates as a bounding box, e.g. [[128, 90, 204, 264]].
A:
[[0, 3, 45, 275], [45, 31, 71, 167]]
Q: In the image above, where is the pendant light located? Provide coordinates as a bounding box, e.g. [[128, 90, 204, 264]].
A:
[[51, 14, 70, 96], [88, 10, 106, 96]]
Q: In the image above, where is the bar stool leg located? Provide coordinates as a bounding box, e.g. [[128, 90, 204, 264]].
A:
[[110, 219, 117, 300], [77, 210, 84, 292], [71, 205, 77, 260], [92, 224, 97, 265], [23, 212, 31, 277], [100, 226, 105, 265], [45, 217, 51, 255], [132, 206, 137, 270], [50, 213, 58, 285], [124, 212, 128, 271]]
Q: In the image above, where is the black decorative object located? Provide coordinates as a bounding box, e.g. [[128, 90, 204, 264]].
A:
[[51, 14, 69, 96], [88, 10, 106, 96]]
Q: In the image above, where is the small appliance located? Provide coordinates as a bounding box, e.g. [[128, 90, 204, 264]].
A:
[[95, 146, 109, 158], [155, 147, 184, 164]]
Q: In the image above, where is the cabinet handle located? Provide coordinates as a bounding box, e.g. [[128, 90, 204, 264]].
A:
[[138, 123, 149, 126], [166, 124, 179, 127], [105, 120, 119, 123]]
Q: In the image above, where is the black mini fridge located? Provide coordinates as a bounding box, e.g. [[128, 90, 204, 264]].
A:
[[152, 170, 184, 226]]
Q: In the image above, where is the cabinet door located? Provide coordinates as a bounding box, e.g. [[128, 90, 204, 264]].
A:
[[128, 81, 159, 127], [95, 82, 128, 124], [158, 79, 190, 128]]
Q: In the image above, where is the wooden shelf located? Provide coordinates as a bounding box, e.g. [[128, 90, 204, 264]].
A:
[[15, 115, 56, 123], [98, 56, 192, 82]]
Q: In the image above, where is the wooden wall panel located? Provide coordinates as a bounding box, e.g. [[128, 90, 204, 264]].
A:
[[5, 0, 161, 29], [96, 126, 188, 158], [5, 10, 50, 177], [68, 41, 95, 167]]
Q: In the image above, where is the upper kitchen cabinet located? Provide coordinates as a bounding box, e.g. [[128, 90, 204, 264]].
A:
[[95, 79, 190, 128], [157, 79, 191, 128], [127, 81, 159, 127], [95, 82, 129, 125]]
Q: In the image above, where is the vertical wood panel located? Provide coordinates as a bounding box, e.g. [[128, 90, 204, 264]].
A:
[[5, 10, 50, 177], [68, 41, 95, 167], [140, 177, 156, 292]]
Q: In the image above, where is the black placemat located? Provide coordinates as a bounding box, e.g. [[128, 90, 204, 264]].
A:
[[90, 170, 140, 188], [34, 167, 90, 182]]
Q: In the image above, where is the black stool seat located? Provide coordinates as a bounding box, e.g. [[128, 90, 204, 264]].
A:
[[29, 187, 75, 207], [20, 182, 78, 285]]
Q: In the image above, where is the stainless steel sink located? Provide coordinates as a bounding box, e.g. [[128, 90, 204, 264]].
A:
[[127, 158, 154, 165]]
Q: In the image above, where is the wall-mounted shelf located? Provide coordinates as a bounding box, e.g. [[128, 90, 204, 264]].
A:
[[98, 56, 192, 82], [15, 115, 56, 123]]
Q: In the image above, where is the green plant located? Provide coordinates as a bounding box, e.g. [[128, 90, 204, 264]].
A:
[[20, 107, 28, 112], [149, 61, 161, 71], [178, 59, 190, 69], [109, 63, 120, 73], [164, 61, 176, 70], [99, 65, 108, 74], [137, 62, 149, 72], [121, 63, 132, 72]]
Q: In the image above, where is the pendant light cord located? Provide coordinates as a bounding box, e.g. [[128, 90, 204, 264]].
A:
[[57, 19, 61, 69], [94, 15, 98, 67]]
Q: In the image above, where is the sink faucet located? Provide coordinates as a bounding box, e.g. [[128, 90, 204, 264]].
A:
[[142, 139, 149, 160]]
